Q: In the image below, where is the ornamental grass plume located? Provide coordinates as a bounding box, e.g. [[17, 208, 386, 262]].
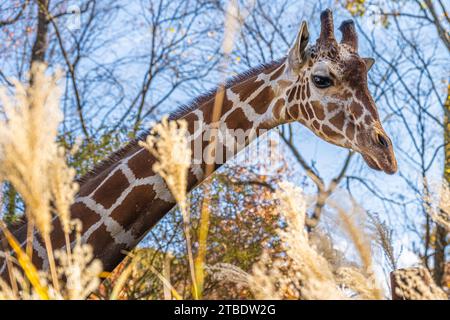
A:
[[54, 222, 103, 300], [210, 181, 386, 300], [0, 221, 103, 300], [0, 63, 62, 238], [0, 63, 65, 290], [251, 181, 345, 300], [139, 116, 191, 211], [49, 147, 79, 238], [0, 63, 102, 299], [139, 117, 199, 298]]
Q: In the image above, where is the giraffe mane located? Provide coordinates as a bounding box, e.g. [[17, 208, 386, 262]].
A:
[[76, 58, 285, 187], [168, 57, 285, 120], [75, 137, 143, 185]]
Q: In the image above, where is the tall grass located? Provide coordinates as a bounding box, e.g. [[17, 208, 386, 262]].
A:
[[139, 117, 196, 299], [0, 63, 102, 299]]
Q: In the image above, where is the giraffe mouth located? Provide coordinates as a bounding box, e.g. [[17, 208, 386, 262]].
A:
[[362, 154, 382, 172], [362, 153, 397, 174]]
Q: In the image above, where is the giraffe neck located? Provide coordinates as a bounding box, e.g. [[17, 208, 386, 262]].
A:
[[2, 58, 299, 276]]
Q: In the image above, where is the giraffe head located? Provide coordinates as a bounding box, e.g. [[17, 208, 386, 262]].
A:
[[280, 9, 397, 174]]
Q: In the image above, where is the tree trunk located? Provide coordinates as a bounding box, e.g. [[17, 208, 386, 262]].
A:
[[30, 0, 50, 66], [435, 84, 450, 285]]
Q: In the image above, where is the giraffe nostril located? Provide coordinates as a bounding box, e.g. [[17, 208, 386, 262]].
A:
[[377, 133, 389, 148]]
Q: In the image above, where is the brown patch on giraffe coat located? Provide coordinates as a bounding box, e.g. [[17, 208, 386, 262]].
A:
[[248, 85, 275, 114], [350, 102, 363, 118], [301, 85, 306, 101], [77, 164, 119, 197], [346, 123, 355, 141], [269, 64, 285, 81], [225, 107, 253, 130], [71, 202, 102, 235], [343, 89, 353, 100], [355, 89, 377, 117], [357, 132, 365, 145], [333, 89, 353, 101], [327, 103, 340, 113], [48, 218, 73, 250], [182, 111, 199, 134], [295, 85, 301, 100], [303, 102, 315, 120], [306, 82, 310, 98], [88, 223, 120, 260], [130, 198, 174, 239], [364, 115, 373, 125], [127, 149, 154, 179], [201, 93, 235, 124], [219, 92, 235, 116], [215, 94, 233, 119], [299, 103, 309, 120], [99, 240, 130, 273], [236, 77, 264, 103], [329, 111, 345, 129], [322, 125, 345, 140], [289, 105, 300, 120], [109, 184, 155, 229], [287, 87, 296, 103], [312, 120, 320, 130], [311, 101, 325, 120], [273, 98, 285, 119], [91, 170, 130, 209]]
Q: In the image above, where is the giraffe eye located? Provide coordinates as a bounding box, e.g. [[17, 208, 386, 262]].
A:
[[312, 75, 333, 88]]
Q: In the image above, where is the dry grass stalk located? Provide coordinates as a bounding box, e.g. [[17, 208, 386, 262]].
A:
[[336, 267, 381, 299], [195, 0, 253, 298], [330, 201, 383, 300], [206, 263, 250, 287], [262, 182, 345, 299], [0, 220, 50, 299], [139, 117, 190, 211], [53, 222, 102, 300], [367, 212, 397, 271], [162, 253, 173, 300], [49, 146, 79, 254], [147, 262, 182, 300], [209, 181, 387, 300], [139, 116, 198, 298], [0, 63, 64, 291], [0, 63, 103, 300], [0, 64, 61, 235]]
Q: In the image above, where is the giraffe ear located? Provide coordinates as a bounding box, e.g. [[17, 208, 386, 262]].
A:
[[363, 57, 375, 70], [288, 21, 309, 71]]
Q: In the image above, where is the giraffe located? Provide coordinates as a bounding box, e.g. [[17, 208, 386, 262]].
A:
[[1, 9, 397, 279]]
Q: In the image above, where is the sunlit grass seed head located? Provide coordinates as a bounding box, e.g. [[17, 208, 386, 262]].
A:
[[139, 116, 191, 210], [0, 63, 63, 236]]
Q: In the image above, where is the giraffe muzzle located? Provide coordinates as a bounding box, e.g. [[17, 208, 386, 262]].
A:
[[361, 132, 398, 174], [362, 153, 396, 174]]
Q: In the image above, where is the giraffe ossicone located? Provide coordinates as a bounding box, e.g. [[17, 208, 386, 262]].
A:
[[1, 9, 397, 278]]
